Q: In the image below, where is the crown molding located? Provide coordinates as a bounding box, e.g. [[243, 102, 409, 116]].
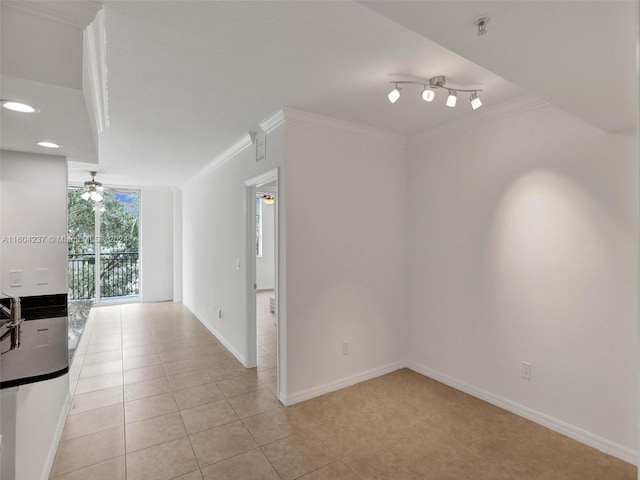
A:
[[259, 110, 286, 133], [83, 9, 109, 134], [281, 108, 406, 149], [2, 1, 96, 29], [411, 94, 549, 144], [192, 132, 255, 180]]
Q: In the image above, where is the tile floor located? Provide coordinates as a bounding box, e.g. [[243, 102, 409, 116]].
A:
[[50, 294, 636, 480]]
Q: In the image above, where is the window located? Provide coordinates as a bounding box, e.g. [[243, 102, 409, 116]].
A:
[[256, 197, 263, 257]]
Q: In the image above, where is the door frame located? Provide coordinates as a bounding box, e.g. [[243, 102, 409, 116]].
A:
[[244, 168, 281, 397]]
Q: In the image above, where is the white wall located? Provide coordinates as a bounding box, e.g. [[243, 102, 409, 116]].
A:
[[140, 187, 174, 302], [0, 150, 70, 480], [182, 127, 286, 367], [406, 104, 638, 461], [283, 111, 407, 402], [0, 150, 68, 296], [256, 200, 275, 290]]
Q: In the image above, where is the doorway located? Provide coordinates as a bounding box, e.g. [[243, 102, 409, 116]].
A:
[[244, 169, 279, 399]]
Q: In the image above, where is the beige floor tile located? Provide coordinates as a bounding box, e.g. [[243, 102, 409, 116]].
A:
[[155, 338, 193, 353], [187, 336, 221, 347], [217, 372, 263, 397], [261, 341, 277, 356], [68, 366, 81, 381], [125, 412, 187, 452], [83, 349, 123, 366], [125, 391, 178, 423], [69, 386, 123, 416], [79, 360, 123, 379], [173, 383, 226, 410], [163, 355, 215, 376], [257, 333, 276, 346], [208, 362, 248, 382], [124, 377, 172, 402], [50, 426, 125, 477], [126, 437, 199, 480], [85, 342, 121, 355], [122, 336, 155, 348], [70, 353, 85, 368], [61, 404, 124, 441], [242, 408, 298, 446], [159, 347, 198, 364], [49, 456, 125, 480], [124, 364, 166, 384], [168, 369, 214, 391], [298, 461, 360, 479], [75, 372, 123, 395], [180, 399, 239, 434], [89, 333, 122, 345], [261, 434, 335, 480], [123, 344, 158, 358], [200, 448, 279, 480], [227, 388, 281, 419], [257, 354, 277, 371], [189, 420, 257, 468], [123, 353, 162, 370], [173, 471, 204, 480]]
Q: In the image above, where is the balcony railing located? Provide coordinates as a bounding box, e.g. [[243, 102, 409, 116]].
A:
[[68, 252, 139, 300]]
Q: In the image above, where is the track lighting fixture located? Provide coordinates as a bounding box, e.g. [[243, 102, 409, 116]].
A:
[[446, 90, 457, 108], [387, 84, 402, 104], [421, 87, 435, 102], [470, 92, 482, 110], [387, 75, 482, 110]]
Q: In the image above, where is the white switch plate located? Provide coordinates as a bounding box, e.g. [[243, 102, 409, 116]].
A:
[[521, 361, 532, 381], [343, 341, 350, 355], [235, 258, 241, 271], [9, 270, 23, 287], [36, 268, 49, 285]]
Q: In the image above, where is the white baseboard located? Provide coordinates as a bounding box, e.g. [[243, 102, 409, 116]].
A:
[[406, 360, 637, 466], [42, 386, 72, 480], [283, 361, 405, 406], [192, 310, 246, 366]]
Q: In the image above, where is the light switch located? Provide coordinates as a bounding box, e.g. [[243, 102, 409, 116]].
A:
[[9, 270, 23, 287], [235, 258, 241, 271], [36, 268, 49, 285]]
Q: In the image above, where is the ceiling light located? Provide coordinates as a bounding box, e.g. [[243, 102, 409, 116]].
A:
[[386, 76, 483, 110], [387, 85, 402, 104], [1, 100, 37, 113], [82, 171, 104, 203], [446, 90, 457, 108], [421, 88, 435, 102], [470, 92, 483, 110], [262, 195, 275, 205], [36, 141, 62, 149]]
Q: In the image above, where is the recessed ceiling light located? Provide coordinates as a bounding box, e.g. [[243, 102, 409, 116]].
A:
[[36, 141, 62, 149], [1, 100, 37, 113]]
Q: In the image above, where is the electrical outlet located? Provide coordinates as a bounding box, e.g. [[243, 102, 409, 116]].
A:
[[218, 309, 223, 321], [343, 341, 350, 355], [521, 361, 532, 381]]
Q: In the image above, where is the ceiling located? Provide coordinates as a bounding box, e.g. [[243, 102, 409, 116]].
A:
[[0, 1, 637, 187]]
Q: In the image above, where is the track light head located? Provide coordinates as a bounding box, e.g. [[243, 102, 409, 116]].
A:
[[388, 85, 402, 104], [446, 90, 457, 108], [421, 88, 435, 102], [470, 92, 482, 110]]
